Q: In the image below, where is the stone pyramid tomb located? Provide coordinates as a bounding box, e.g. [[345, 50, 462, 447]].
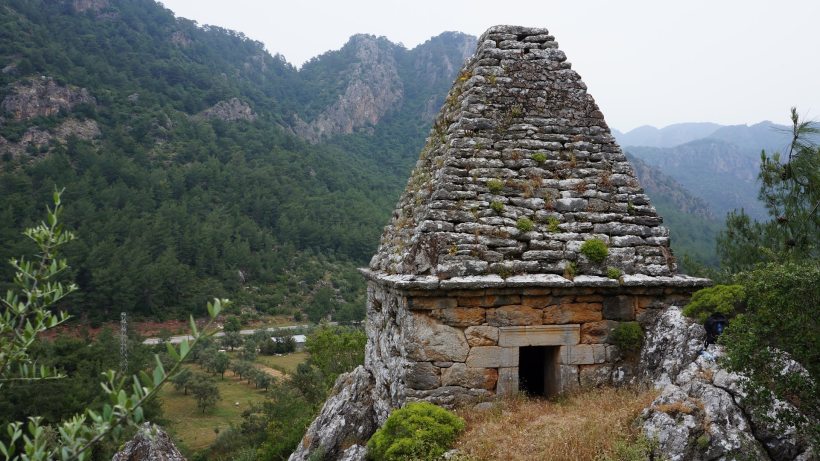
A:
[[369, 26, 683, 282], [290, 26, 713, 461]]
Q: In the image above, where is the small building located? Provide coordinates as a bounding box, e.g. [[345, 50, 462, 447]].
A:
[[361, 25, 710, 408]]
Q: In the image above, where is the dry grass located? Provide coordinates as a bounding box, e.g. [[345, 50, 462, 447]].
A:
[[158, 364, 268, 452], [254, 351, 309, 374], [455, 387, 658, 461]]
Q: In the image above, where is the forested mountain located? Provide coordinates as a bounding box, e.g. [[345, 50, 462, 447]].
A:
[[618, 121, 794, 221], [0, 0, 474, 321]]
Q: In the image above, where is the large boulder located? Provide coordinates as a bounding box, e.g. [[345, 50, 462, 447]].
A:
[[111, 423, 185, 461], [288, 366, 377, 461], [639, 307, 815, 461]]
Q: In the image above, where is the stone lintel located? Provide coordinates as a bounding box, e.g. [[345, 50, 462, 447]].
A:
[[558, 344, 607, 365], [498, 325, 580, 347]]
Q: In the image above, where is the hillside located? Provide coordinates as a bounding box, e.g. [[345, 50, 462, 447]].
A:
[[618, 121, 794, 221], [626, 153, 721, 266], [0, 0, 474, 320]]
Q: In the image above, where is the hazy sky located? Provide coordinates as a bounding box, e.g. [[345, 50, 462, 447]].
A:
[[159, 0, 818, 131]]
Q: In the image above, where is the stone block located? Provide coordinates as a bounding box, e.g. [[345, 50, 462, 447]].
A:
[[439, 307, 486, 327], [543, 303, 602, 324], [487, 305, 542, 326], [559, 364, 579, 393], [408, 313, 470, 362], [409, 297, 457, 310], [441, 363, 498, 390], [521, 295, 554, 308], [497, 367, 519, 396], [558, 344, 607, 365], [498, 325, 580, 347], [404, 362, 441, 390], [602, 295, 635, 320], [458, 294, 521, 307], [580, 320, 617, 344], [465, 346, 518, 367], [465, 326, 499, 346], [579, 364, 612, 388]]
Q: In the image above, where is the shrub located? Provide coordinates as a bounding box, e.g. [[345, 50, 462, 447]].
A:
[[487, 179, 504, 194], [580, 238, 608, 263], [516, 217, 534, 232], [547, 216, 560, 233], [367, 402, 465, 461], [490, 201, 504, 213], [682, 284, 745, 322], [532, 152, 547, 164], [611, 322, 643, 353], [606, 267, 623, 279]]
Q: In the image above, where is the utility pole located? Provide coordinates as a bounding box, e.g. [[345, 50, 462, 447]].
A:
[[120, 312, 128, 375]]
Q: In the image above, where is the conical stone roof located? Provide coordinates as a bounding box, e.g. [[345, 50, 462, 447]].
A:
[[369, 26, 679, 282]]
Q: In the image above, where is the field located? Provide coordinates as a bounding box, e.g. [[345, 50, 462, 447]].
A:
[[159, 351, 309, 453], [255, 351, 309, 373]]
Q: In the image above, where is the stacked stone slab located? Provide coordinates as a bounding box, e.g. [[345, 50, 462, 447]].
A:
[[362, 25, 711, 409], [370, 26, 676, 279]]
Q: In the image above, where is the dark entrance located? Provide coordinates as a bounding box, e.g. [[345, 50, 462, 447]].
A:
[[518, 346, 559, 397]]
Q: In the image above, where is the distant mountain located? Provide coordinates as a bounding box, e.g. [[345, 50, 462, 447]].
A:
[[613, 122, 722, 148], [619, 121, 795, 222]]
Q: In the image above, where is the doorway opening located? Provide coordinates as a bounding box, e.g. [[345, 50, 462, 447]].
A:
[[518, 346, 560, 397]]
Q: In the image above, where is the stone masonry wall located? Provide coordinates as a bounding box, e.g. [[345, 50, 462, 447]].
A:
[[364, 275, 702, 411]]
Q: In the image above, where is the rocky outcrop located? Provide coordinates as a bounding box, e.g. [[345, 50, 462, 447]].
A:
[[111, 423, 185, 461], [639, 307, 815, 461], [293, 35, 403, 142], [288, 366, 378, 461], [0, 118, 100, 159], [1, 77, 95, 121], [197, 98, 256, 122]]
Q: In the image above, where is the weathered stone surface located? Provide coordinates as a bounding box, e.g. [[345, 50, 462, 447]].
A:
[[487, 305, 542, 326], [498, 325, 580, 347], [441, 363, 498, 389], [112, 423, 185, 461], [497, 367, 519, 396], [2, 77, 95, 121], [580, 320, 617, 344], [465, 325, 499, 346], [288, 366, 378, 461], [408, 296, 457, 310], [579, 363, 612, 388], [409, 313, 469, 362], [465, 346, 518, 368], [602, 295, 635, 320], [559, 344, 606, 365], [438, 307, 486, 327], [338, 445, 368, 461], [543, 302, 602, 324], [404, 361, 440, 390], [638, 307, 816, 461]]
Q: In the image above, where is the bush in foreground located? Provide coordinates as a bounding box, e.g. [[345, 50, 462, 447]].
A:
[[368, 402, 465, 461]]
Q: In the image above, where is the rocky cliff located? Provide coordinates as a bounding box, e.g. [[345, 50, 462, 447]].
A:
[[1, 77, 95, 121], [639, 307, 815, 461]]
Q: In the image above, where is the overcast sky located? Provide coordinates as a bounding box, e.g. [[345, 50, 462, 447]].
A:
[[159, 0, 818, 131]]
